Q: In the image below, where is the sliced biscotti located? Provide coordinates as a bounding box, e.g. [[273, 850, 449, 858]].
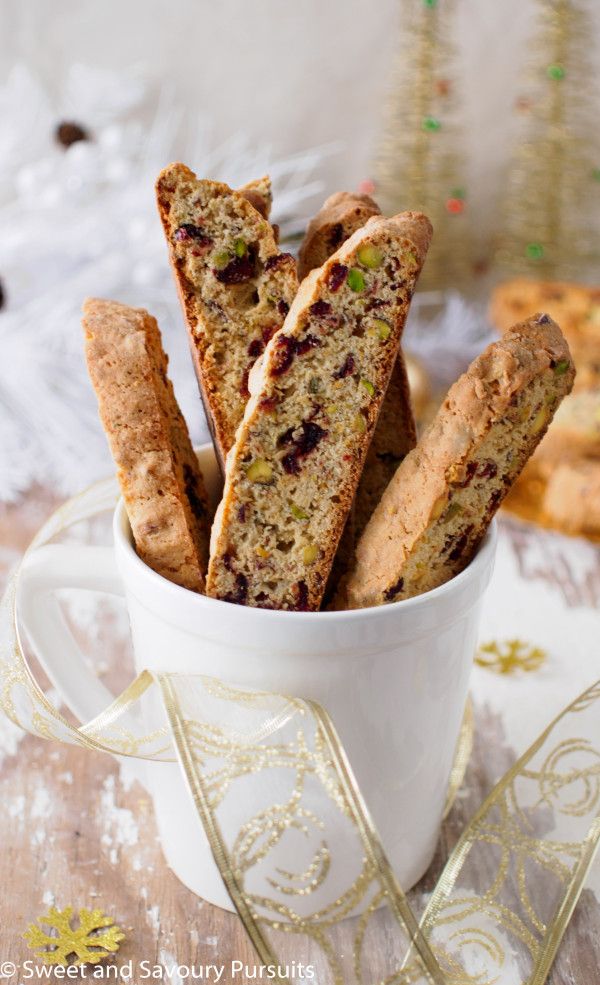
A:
[[83, 298, 211, 592], [298, 191, 380, 280], [340, 314, 575, 609], [156, 164, 298, 463], [298, 191, 417, 580], [298, 191, 417, 525], [206, 211, 432, 610]]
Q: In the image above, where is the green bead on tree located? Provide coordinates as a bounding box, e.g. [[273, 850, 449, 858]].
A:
[[525, 242, 544, 260]]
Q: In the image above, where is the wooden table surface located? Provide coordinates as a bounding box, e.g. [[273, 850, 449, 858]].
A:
[[1, 490, 598, 984]]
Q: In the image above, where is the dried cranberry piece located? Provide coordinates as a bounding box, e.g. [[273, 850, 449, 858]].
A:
[[329, 223, 344, 249], [282, 453, 301, 475], [237, 504, 248, 523], [174, 224, 212, 246], [537, 313, 551, 324], [292, 581, 310, 611], [278, 427, 296, 447], [296, 421, 327, 456], [270, 333, 321, 377], [222, 573, 249, 605], [478, 461, 498, 479], [327, 263, 348, 292], [222, 552, 234, 571], [214, 254, 255, 284], [447, 525, 474, 561], [259, 395, 278, 413], [333, 353, 356, 379], [239, 368, 250, 398], [265, 252, 295, 271], [295, 334, 321, 356], [248, 338, 264, 358], [280, 421, 328, 474], [384, 577, 404, 601], [55, 121, 89, 147], [271, 335, 297, 376], [365, 298, 387, 311], [262, 323, 278, 345], [310, 300, 333, 318], [277, 300, 290, 318]]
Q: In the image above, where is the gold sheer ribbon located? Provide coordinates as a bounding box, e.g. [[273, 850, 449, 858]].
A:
[[1, 480, 599, 984]]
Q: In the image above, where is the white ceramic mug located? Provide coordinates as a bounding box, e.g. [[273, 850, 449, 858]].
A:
[[17, 444, 496, 911]]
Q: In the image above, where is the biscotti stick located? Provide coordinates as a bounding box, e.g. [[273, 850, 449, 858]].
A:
[[83, 298, 211, 592], [340, 314, 575, 609], [156, 164, 298, 464], [206, 211, 432, 610], [298, 191, 418, 559], [298, 193, 417, 603]]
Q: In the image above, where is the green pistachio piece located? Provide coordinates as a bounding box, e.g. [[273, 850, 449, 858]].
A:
[[246, 459, 273, 483], [357, 244, 383, 269], [303, 544, 318, 564], [213, 250, 231, 269], [444, 500, 462, 521], [290, 503, 309, 520], [373, 319, 391, 340], [347, 268, 366, 292], [309, 376, 322, 394], [361, 378, 375, 397], [554, 359, 570, 375], [234, 238, 247, 258], [352, 413, 367, 433]]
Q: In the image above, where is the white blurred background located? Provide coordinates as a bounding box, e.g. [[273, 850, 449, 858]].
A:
[[1, 0, 598, 501]]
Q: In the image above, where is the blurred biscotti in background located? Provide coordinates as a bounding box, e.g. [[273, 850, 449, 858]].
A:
[[490, 278, 600, 539], [543, 459, 600, 537]]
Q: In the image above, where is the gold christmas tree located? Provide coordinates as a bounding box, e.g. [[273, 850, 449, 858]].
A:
[[374, 0, 470, 290], [496, 0, 600, 278]]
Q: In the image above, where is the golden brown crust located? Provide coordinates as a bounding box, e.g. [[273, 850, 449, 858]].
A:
[[156, 163, 298, 466], [206, 211, 432, 610], [82, 298, 211, 592], [340, 314, 575, 609]]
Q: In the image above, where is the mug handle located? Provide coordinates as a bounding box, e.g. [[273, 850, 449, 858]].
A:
[[17, 543, 129, 727]]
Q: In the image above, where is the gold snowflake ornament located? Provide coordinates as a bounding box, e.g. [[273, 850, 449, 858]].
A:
[[24, 906, 125, 966], [475, 638, 547, 675]]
